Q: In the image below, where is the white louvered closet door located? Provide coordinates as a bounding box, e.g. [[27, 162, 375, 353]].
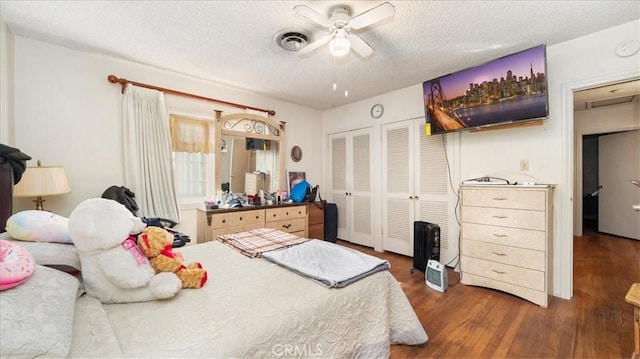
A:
[[330, 134, 348, 240], [382, 119, 450, 257], [415, 121, 450, 259], [382, 121, 415, 255], [349, 129, 373, 246], [329, 128, 373, 247]]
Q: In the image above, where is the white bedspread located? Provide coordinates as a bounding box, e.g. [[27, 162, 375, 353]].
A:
[[68, 241, 427, 358], [262, 239, 390, 288]]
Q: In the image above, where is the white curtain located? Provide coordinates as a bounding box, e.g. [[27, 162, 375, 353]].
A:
[[122, 84, 180, 223]]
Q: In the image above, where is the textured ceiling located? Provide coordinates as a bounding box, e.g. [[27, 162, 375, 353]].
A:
[[1, 1, 639, 110]]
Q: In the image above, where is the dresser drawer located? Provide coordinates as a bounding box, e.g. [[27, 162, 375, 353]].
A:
[[266, 205, 307, 222], [462, 206, 546, 231], [462, 239, 545, 271], [211, 210, 264, 228], [265, 217, 307, 234], [461, 223, 546, 251], [212, 223, 264, 239], [462, 188, 547, 211], [461, 256, 545, 291], [461, 272, 548, 307]]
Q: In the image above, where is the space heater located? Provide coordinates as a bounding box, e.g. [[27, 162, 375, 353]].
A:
[[412, 221, 441, 273]]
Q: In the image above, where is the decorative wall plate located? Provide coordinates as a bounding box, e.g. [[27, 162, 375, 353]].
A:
[[291, 145, 302, 162]]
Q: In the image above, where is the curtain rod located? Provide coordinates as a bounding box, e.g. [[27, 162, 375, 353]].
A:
[[107, 74, 276, 116]]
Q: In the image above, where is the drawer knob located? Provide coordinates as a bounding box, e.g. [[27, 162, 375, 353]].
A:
[[492, 269, 507, 275], [283, 224, 291, 229], [492, 252, 507, 256], [256, 215, 259, 219], [239, 217, 243, 221], [492, 197, 508, 201], [286, 212, 289, 215], [222, 219, 226, 223], [492, 233, 508, 238], [273, 214, 276, 217], [492, 215, 508, 219]]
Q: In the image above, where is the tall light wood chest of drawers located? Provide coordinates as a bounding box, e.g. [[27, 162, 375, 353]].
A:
[[460, 184, 554, 307]]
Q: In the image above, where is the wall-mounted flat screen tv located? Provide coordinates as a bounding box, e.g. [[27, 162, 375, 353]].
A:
[[423, 44, 548, 135]]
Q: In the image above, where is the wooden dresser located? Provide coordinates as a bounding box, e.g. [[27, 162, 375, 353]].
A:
[[460, 184, 554, 307], [197, 204, 308, 244]]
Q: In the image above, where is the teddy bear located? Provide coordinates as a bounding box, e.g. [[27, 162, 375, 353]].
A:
[[68, 198, 182, 303], [137, 226, 207, 289]]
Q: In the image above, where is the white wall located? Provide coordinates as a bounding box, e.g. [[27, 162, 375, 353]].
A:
[[10, 36, 323, 219], [0, 17, 14, 145], [323, 19, 640, 300]]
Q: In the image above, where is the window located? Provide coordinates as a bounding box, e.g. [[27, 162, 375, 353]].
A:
[[169, 114, 215, 202], [173, 151, 209, 197]]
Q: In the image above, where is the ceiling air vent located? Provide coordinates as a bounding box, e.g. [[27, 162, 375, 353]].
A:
[[274, 30, 311, 52]]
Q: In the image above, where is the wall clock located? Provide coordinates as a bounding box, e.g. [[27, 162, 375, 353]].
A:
[[371, 104, 384, 119], [291, 145, 302, 162]]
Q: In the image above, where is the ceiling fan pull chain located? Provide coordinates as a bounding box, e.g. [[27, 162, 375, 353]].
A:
[[344, 54, 349, 98], [332, 56, 338, 91]]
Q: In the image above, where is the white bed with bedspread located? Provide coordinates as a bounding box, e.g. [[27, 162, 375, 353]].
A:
[[1, 234, 428, 358]]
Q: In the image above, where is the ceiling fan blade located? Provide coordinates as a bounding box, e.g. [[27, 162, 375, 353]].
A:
[[350, 2, 396, 30], [293, 4, 331, 28], [348, 34, 374, 58], [298, 34, 333, 56]]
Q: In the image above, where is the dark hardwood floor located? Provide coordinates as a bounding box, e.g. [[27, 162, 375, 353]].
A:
[[339, 229, 640, 358]]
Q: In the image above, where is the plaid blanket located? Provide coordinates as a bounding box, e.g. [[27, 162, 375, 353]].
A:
[[216, 228, 310, 258]]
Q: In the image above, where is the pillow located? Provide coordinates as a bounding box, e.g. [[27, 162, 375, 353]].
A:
[[0, 265, 80, 358], [5, 210, 73, 244], [0, 239, 35, 290], [0, 232, 81, 272]]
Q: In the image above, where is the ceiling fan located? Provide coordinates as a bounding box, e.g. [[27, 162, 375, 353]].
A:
[[293, 2, 395, 58]]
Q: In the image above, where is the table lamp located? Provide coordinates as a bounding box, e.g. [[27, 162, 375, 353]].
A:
[[13, 160, 70, 210]]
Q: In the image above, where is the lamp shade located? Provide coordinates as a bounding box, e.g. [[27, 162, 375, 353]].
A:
[[14, 166, 70, 197]]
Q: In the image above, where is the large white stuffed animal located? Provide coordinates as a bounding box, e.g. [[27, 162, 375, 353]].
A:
[[68, 198, 182, 303]]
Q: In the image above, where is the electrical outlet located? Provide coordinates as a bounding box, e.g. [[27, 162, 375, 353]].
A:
[[520, 160, 529, 171]]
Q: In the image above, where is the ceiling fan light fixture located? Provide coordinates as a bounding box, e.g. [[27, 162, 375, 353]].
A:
[[329, 30, 350, 57]]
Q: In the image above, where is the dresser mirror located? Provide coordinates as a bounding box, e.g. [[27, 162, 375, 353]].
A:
[[215, 111, 285, 195]]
